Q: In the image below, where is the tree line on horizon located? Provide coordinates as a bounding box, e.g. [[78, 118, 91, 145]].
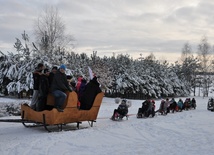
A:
[[0, 6, 214, 99]]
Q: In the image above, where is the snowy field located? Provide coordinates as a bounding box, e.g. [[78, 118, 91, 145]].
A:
[[0, 95, 214, 155]]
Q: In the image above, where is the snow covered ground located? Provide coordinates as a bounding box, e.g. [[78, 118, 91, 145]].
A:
[[0, 96, 214, 155]]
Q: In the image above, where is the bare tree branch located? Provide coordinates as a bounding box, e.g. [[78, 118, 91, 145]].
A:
[[33, 5, 74, 55]]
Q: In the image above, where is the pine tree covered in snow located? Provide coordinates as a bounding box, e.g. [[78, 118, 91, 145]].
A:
[[0, 32, 199, 99]]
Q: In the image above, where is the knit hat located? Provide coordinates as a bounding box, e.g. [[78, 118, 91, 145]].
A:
[[60, 64, 66, 70]]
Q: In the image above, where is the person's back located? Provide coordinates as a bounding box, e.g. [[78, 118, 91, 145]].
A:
[[191, 98, 196, 109], [160, 100, 165, 110], [51, 71, 69, 92], [151, 100, 156, 111], [79, 76, 102, 110], [165, 98, 170, 108], [184, 98, 191, 108], [30, 63, 45, 110], [48, 66, 57, 88], [33, 71, 41, 90], [142, 100, 149, 113], [177, 99, 183, 109], [210, 98, 214, 103], [147, 100, 153, 111], [169, 98, 177, 110], [192, 98, 196, 104], [37, 69, 50, 111], [159, 100, 166, 115], [147, 100, 155, 117]]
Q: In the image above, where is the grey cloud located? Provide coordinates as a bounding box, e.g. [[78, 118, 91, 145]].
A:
[[1, 0, 214, 63]]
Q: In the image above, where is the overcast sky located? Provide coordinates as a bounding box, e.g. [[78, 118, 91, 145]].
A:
[[1, 0, 214, 62]]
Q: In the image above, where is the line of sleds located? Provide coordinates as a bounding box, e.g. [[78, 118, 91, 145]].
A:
[[110, 97, 197, 121], [110, 98, 155, 121], [0, 94, 197, 131], [156, 97, 196, 116]]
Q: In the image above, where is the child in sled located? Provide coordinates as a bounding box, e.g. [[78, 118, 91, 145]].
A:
[[184, 98, 191, 110], [137, 99, 155, 118], [158, 99, 167, 115], [111, 99, 129, 121], [149, 100, 156, 117], [177, 99, 184, 112], [168, 98, 178, 113]]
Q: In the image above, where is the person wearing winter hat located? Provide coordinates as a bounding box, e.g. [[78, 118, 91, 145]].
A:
[[59, 64, 66, 70], [50, 64, 72, 112]]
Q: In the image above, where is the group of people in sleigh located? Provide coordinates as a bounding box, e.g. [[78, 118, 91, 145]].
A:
[[30, 63, 101, 112]]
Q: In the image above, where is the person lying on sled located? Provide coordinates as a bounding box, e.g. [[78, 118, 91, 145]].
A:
[[111, 99, 129, 120]]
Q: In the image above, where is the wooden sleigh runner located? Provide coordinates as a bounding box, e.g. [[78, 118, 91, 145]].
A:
[[1, 91, 104, 132]]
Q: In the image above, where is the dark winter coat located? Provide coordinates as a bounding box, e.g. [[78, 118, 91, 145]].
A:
[[159, 100, 165, 111], [117, 103, 128, 116], [48, 72, 55, 89], [37, 74, 50, 111], [50, 70, 72, 93], [192, 98, 196, 104], [142, 100, 150, 112], [39, 74, 50, 97], [169, 99, 177, 110], [79, 77, 102, 110], [33, 70, 42, 90]]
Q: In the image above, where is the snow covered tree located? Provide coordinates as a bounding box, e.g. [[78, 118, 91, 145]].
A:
[[0, 52, 12, 95], [1, 33, 194, 99], [14, 31, 31, 61], [181, 56, 200, 96]]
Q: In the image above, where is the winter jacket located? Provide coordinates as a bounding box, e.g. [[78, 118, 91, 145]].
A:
[[192, 98, 196, 104], [170, 99, 177, 108], [39, 74, 50, 97], [50, 70, 72, 92], [142, 100, 150, 112], [37, 74, 50, 111], [164, 101, 170, 109], [79, 77, 102, 110], [33, 70, 42, 90], [48, 72, 55, 88], [177, 100, 183, 109], [147, 101, 153, 111], [117, 103, 128, 116]]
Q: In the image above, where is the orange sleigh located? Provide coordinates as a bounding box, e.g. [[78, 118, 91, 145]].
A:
[[20, 91, 104, 132]]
